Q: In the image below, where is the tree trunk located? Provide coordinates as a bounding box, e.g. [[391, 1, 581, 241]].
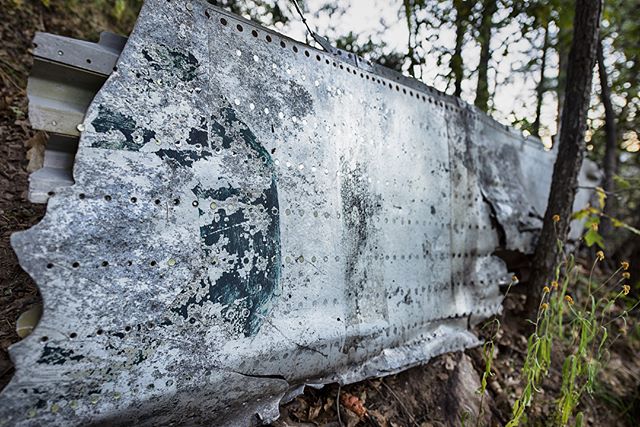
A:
[[403, 0, 418, 78], [526, 0, 602, 316], [452, 0, 467, 98], [532, 22, 549, 137], [597, 38, 617, 237], [553, 4, 574, 145], [474, 0, 497, 112]]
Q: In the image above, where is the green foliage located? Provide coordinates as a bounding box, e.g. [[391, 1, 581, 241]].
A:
[[573, 184, 640, 249], [503, 230, 638, 426]]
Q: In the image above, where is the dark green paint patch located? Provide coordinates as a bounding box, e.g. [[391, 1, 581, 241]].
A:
[[172, 105, 280, 337], [187, 117, 208, 147], [141, 44, 199, 82], [37, 346, 84, 365], [91, 105, 156, 151], [156, 148, 212, 167], [210, 108, 273, 167]]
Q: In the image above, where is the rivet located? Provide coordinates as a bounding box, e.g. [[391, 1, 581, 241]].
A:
[[76, 123, 85, 132], [186, 2, 193, 11], [167, 258, 176, 267], [210, 201, 217, 210], [236, 49, 242, 57]]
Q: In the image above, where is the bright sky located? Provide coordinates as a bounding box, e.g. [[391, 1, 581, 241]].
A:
[[265, 0, 559, 147]]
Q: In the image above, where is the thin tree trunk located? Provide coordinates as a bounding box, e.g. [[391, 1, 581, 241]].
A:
[[452, 0, 467, 98], [526, 0, 602, 316], [403, 0, 418, 78], [553, 5, 574, 145], [597, 38, 617, 237], [533, 22, 549, 137], [474, 0, 497, 112]]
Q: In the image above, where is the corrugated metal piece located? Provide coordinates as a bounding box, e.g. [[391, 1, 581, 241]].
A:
[[3, 1, 597, 426], [26, 32, 124, 202]]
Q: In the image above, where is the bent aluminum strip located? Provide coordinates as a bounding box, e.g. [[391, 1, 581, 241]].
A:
[[2, 0, 563, 425]]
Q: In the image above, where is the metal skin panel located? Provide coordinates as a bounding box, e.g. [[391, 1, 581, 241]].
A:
[[1, 1, 577, 425]]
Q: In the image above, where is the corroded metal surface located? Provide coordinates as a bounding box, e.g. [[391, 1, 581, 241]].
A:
[[1, 1, 590, 425]]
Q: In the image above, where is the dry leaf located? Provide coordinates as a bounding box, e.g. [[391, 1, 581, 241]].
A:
[[340, 392, 367, 417], [24, 131, 47, 172]]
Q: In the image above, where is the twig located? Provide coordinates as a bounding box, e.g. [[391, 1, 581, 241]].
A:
[[381, 380, 418, 426], [336, 383, 343, 427]]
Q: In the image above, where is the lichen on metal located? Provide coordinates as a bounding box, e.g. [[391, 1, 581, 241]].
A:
[[1, 0, 593, 425]]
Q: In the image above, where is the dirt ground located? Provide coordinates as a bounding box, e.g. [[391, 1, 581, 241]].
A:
[[0, 2, 639, 426]]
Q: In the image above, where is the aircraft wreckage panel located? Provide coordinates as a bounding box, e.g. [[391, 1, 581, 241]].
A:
[[2, 0, 559, 425]]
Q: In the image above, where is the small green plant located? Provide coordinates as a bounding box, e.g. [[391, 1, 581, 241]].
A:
[[475, 318, 499, 427], [471, 277, 516, 427], [505, 216, 638, 426]]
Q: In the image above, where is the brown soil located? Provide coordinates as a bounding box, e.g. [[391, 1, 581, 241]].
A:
[[0, 2, 638, 426]]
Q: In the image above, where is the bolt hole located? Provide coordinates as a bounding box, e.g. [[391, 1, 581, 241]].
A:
[[101, 261, 109, 267], [154, 199, 161, 205], [236, 24, 243, 32], [173, 198, 180, 205], [150, 260, 157, 266], [280, 41, 286, 48], [220, 17, 227, 25], [47, 191, 55, 196], [46, 263, 53, 269], [104, 195, 111, 201], [124, 326, 132, 332], [69, 332, 77, 339], [86, 58, 92, 64], [292, 46, 298, 53], [130, 197, 137, 203], [251, 30, 258, 37], [78, 193, 85, 199], [40, 336, 48, 342], [266, 35, 272, 42], [96, 329, 104, 335], [72, 262, 80, 268]]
